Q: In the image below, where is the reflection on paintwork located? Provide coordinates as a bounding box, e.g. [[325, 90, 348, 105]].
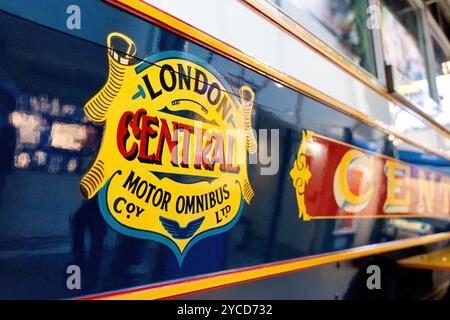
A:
[[10, 111, 46, 145], [50, 122, 89, 151], [6, 93, 100, 175], [386, 218, 433, 236]]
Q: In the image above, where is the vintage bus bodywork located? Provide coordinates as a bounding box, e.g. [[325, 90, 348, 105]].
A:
[[0, 0, 449, 299]]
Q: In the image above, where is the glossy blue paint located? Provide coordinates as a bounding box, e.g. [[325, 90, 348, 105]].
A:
[[0, 1, 448, 299]]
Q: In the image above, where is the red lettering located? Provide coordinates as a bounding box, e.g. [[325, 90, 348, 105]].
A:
[[116, 110, 240, 173]]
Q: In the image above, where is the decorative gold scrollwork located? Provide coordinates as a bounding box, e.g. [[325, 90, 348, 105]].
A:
[[290, 130, 313, 221]]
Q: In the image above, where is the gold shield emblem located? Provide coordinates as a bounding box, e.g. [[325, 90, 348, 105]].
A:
[[80, 33, 257, 263]]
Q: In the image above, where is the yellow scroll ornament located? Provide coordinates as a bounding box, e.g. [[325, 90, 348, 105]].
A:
[[290, 130, 313, 221]]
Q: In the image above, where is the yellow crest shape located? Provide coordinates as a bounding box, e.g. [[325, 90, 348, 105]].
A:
[[80, 33, 257, 263]]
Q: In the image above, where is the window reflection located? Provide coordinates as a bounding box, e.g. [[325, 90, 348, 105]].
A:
[[8, 93, 100, 174], [268, 0, 377, 75], [381, 0, 430, 97], [431, 36, 450, 127]]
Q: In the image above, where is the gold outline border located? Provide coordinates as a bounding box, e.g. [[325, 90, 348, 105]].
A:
[[242, 0, 450, 140], [84, 232, 450, 299], [107, 0, 450, 161]]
